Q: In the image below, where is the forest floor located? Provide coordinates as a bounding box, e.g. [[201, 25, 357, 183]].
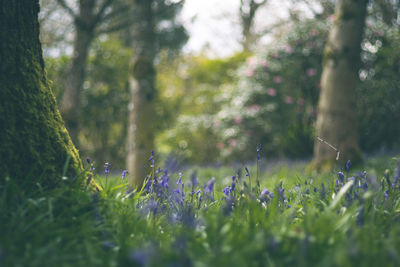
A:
[[1, 152, 400, 267]]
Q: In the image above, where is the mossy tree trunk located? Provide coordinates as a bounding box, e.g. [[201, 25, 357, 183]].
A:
[[0, 0, 83, 186], [312, 0, 367, 170], [127, 0, 157, 188]]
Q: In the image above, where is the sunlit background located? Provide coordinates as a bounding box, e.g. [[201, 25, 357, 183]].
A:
[[39, 0, 400, 172]]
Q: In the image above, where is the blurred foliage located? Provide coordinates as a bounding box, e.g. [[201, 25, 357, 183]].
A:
[[46, 38, 132, 169], [156, 52, 250, 164], [44, 2, 400, 167]]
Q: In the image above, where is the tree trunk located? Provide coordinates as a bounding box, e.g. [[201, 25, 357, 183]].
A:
[[127, 0, 157, 188], [312, 0, 367, 170], [0, 0, 83, 186], [60, 27, 93, 145], [59, 0, 96, 146]]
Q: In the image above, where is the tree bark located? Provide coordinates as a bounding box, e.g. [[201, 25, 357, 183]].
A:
[[312, 0, 367, 170], [127, 0, 157, 187], [239, 0, 266, 51], [0, 0, 84, 186]]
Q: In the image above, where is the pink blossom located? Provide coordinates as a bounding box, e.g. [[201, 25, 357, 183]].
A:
[[229, 139, 237, 147], [246, 56, 257, 66], [272, 53, 279, 59], [284, 96, 294, 104], [214, 120, 221, 127], [306, 68, 317, 77], [250, 104, 260, 112], [297, 98, 305, 106], [285, 45, 293, 54], [328, 14, 336, 22], [261, 60, 269, 67], [267, 88, 277, 96], [217, 142, 225, 150], [273, 76, 283, 83], [234, 116, 242, 125], [246, 69, 254, 77]]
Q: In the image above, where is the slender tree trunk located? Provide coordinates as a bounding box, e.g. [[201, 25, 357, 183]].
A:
[[59, 0, 96, 146], [0, 0, 82, 186], [60, 27, 93, 145], [127, 0, 157, 187], [312, 0, 367, 170], [239, 0, 266, 51]]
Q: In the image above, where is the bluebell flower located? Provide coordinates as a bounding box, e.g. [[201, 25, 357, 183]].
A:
[[222, 187, 231, 196], [345, 160, 352, 172], [86, 157, 91, 164], [89, 164, 95, 172], [160, 170, 169, 189], [104, 162, 111, 174], [177, 172, 182, 185], [256, 144, 262, 161], [313, 187, 317, 193], [245, 167, 250, 177], [384, 189, 389, 199], [122, 170, 128, 179], [231, 182, 236, 192], [338, 171, 345, 183], [190, 171, 198, 187], [205, 178, 215, 193], [148, 150, 154, 168], [205, 178, 215, 201]]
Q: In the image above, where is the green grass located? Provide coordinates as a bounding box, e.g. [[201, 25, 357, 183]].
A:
[[1, 154, 400, 267]]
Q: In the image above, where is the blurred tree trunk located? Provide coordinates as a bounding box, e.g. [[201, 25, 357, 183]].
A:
[[58, 0, 130, 145], [127, 0, 157, 187], [312, 0, 367, 170], [60, 17, 94, 145], [0, 0, 84, 186], [239, 0, 267, 51]]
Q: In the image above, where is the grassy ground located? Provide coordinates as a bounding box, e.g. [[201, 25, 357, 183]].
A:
[[1, 153, 400, 267]]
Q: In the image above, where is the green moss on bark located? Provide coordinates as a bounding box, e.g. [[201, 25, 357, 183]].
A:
[[0, 1, 99, 190]]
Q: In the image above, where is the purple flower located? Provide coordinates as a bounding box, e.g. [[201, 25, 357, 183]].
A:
[[205, 178, 215, 201], [89, 164, 95, 172], [222, 187, 231, 196], [86, 157, 91, 164], [338, 172, 345, 183], [148, 150, 154, 168], [345, 160, 352, 172], [121, 170, 128, 179], [256, 144, 262, 161], [245, 167, 250, 177], [104, 162, 111, 174], [177, 172, 182, 185], [196, 189, 201, 196]]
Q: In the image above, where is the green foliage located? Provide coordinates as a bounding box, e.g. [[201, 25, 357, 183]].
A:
[[357, 21, 400, 151], [46, 38, 132, 169], [156, 52, 250, 164]]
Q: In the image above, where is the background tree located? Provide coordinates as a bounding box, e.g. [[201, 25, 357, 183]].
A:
[[239, 0, 267, 51], [127, 0, 187, 187], [0, 0, 88, 187], [312, 0, 368, 169], [56, 0, 131, 144]]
